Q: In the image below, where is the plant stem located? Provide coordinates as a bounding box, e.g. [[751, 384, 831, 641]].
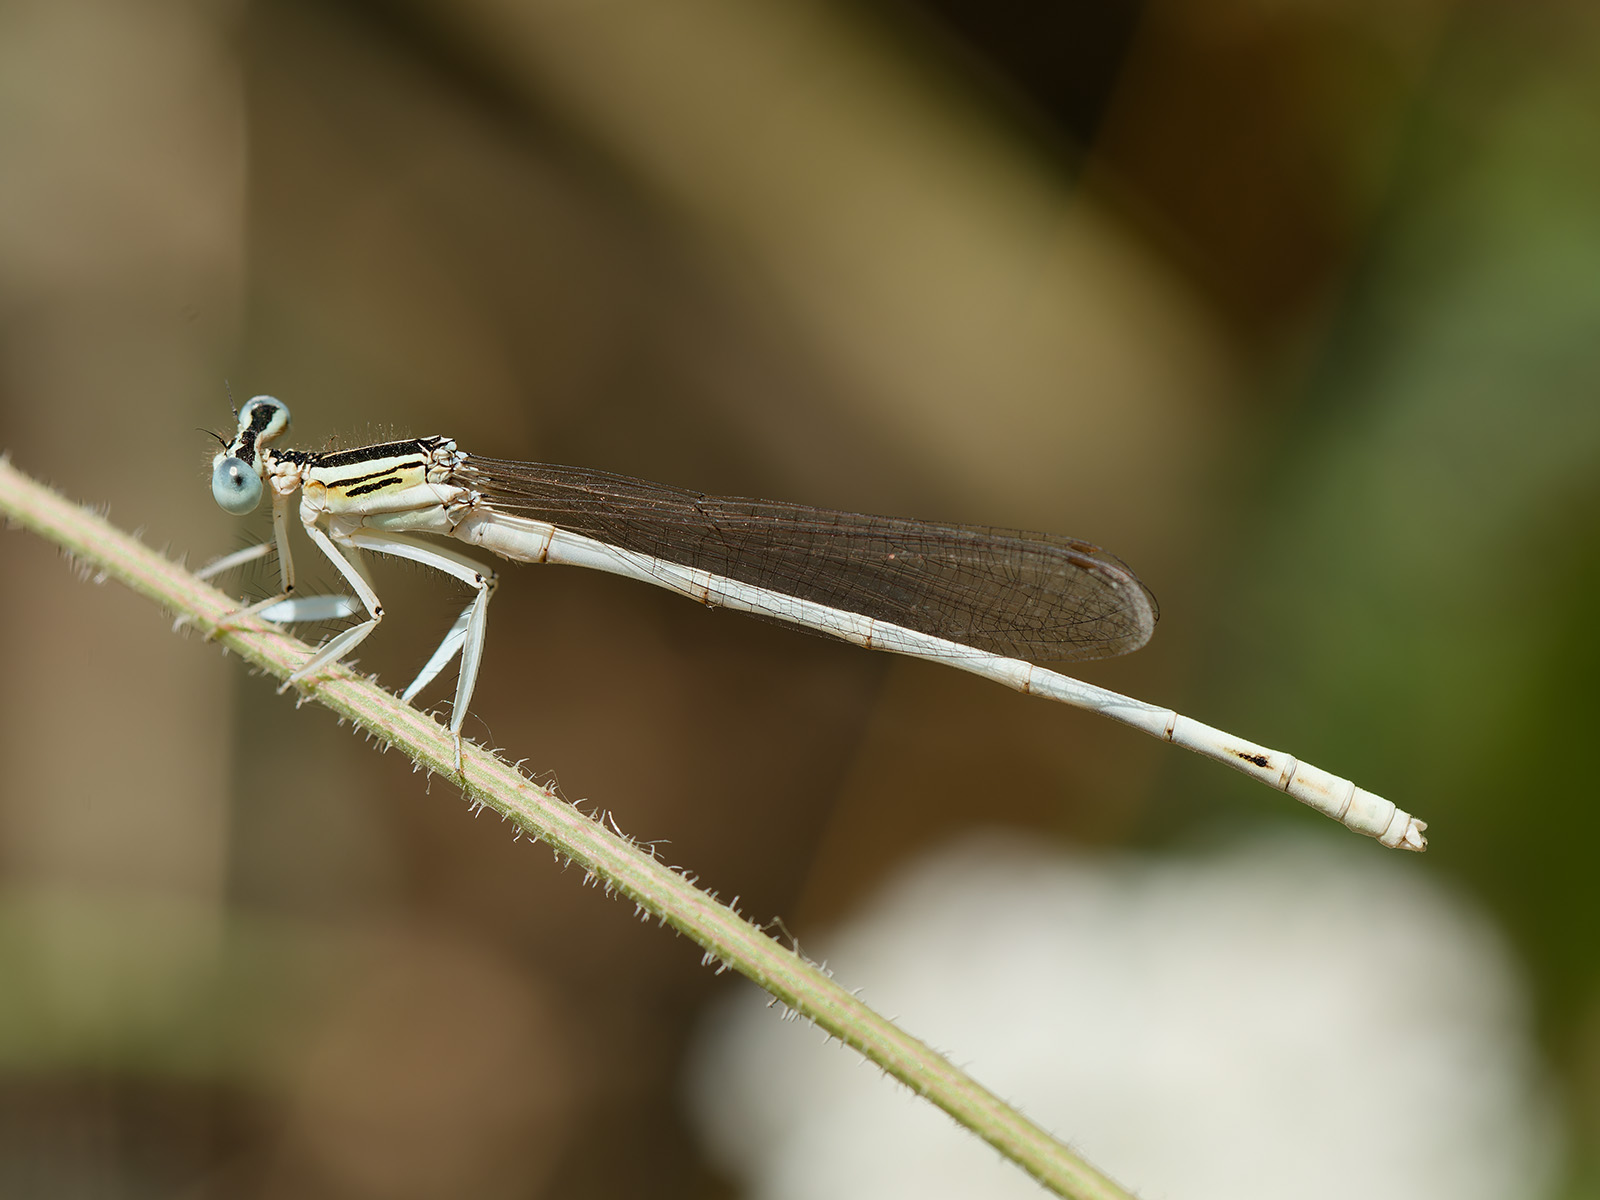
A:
[[0, 454, 1134, 1200]]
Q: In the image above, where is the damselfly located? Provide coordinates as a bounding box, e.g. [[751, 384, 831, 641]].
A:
[[203, 396, 1426, 851]]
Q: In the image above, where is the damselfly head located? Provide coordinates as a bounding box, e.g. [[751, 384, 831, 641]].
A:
[[211, 395, 291, 515]]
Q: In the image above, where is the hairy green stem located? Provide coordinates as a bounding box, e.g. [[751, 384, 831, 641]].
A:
[[0, 454, 1133, 1200]]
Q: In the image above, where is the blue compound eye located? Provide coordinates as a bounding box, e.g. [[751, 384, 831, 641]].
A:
[[239, 395, 291, 443], [212, 454, 263, 515]]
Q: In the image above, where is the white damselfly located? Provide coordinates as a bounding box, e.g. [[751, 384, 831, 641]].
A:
[[202, 396, 1426, 851]]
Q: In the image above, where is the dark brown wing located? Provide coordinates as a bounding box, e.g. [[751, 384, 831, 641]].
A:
[[453, 456, 1158, 662]]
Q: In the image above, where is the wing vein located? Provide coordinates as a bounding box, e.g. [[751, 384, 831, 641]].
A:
[[453, 456, 1159, 662]]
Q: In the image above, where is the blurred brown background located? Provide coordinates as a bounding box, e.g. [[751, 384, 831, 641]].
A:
[[1, 0, 1597, 1196]]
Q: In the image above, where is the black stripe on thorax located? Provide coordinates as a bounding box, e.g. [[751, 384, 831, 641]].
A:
[[310, 439, 433, 469], [345, 475, 407, 497], [325, 463, 419, 488]]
